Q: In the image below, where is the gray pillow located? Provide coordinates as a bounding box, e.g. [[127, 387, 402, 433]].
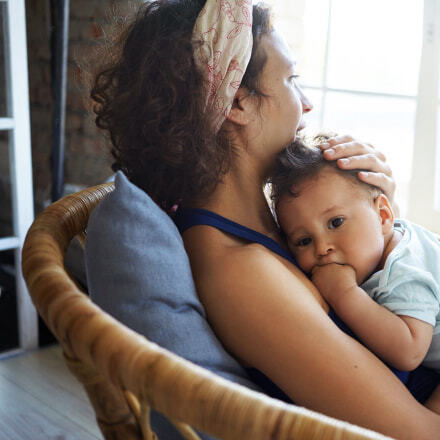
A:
[[85, 171, 262, 439]]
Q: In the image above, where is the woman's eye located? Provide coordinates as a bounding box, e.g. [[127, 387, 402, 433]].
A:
[[296, 237, 312, 247], [328, 217, 344, 229], [289, 74, 300, 83]]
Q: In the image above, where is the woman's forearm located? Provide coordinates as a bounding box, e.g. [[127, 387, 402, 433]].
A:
[[193, 244, 440, 439]]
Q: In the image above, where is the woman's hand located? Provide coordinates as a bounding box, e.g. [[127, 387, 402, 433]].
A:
[[319, 135, 400, 216]]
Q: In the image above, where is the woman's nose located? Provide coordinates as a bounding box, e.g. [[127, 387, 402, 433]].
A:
[[299, 88, 313, 114]]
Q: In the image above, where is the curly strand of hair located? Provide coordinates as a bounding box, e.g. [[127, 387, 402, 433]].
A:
[[91, 1, 272, 211]]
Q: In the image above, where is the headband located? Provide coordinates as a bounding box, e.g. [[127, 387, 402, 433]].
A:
[[192, 0, 253, 132]]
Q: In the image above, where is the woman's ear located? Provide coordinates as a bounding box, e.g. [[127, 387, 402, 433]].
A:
[[225, 87, 255, 126], [374, 194, 395, 235]]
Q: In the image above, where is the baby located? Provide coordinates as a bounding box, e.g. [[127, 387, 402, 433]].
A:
[[270, 137, 440, 410]]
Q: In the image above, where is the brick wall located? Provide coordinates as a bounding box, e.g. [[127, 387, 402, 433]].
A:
[[23, 0, 141, 215]]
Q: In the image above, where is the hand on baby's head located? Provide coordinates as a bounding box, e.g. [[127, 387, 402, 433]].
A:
[[270, 134, 394, 287]]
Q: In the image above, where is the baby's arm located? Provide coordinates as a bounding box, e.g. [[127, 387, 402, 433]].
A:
[[312, 263, 434, 371]]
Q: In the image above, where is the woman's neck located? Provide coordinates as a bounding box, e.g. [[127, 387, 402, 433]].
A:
[[198, 166, 279, 239]]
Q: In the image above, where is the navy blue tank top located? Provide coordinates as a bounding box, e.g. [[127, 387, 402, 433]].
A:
[[174, 207, 439, 403]]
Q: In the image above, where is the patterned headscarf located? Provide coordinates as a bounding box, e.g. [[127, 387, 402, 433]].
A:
[[192, 0, 253, 132]]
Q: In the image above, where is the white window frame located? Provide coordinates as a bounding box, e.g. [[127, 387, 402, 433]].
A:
[[408, 0, 440, 234], [0, 0, 37, 358], [271, 0, 440, 234]]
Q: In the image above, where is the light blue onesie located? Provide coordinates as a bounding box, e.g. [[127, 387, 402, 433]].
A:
[[361, 219, 440, 372]]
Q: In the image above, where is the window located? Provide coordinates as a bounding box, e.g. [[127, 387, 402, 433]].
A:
[[266, 0, 440, 233], [0, 0, 36, 356]]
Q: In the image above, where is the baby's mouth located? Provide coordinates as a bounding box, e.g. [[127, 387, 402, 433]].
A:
[[315, 261, 344, 268]]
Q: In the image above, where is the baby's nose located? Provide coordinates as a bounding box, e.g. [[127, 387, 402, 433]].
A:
[[316, 240, 334, 256]]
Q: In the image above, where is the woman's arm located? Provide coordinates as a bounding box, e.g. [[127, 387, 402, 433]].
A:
[[319, 135, 400, 216], [425, 385, 440, 414], [311, 263, 434, 371], [192, 244, 440, 440]]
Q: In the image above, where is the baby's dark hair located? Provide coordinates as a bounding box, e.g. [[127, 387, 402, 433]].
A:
[[269, 134, 382, 208]]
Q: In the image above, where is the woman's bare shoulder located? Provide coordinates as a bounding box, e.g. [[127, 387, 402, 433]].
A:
[[199, 234, 327, 312], [184, 227, 328, 353], [182, 224, 325, 309]]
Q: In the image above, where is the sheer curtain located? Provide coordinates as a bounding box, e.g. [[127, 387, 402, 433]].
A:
[[266, 0, 440, 233]]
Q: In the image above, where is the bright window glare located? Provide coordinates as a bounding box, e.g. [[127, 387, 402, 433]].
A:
[[267, 0, 330, 88], [437, 108, 440, 212], [322, 93, 416, 214], [266, 0, 423, 95], [327, 0, 423, 95], [264, 0, 425, 217]]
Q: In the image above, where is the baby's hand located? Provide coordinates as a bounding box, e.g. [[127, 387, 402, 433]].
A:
[[311, 263, 357, 306]]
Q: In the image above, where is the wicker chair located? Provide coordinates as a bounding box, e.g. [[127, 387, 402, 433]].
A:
[[21, 184, 393, 440]]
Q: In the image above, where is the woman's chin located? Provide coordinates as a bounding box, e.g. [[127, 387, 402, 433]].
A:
[[296, 127, 306, 138], [296, 120, 306, 132]]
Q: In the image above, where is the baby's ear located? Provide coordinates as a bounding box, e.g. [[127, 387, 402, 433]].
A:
[[374, 194, 394, 235]]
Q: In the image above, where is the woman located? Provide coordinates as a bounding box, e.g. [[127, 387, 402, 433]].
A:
[[90, 1, 440, 438]]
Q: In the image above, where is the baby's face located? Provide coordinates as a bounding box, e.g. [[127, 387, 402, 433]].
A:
[[276, 168, 386, 285]]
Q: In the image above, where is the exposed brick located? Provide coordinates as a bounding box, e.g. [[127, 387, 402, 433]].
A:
[[69, 19, 92, 41], [66, 87, 87, 112], [65, 112, 83, 132], [70, 1, 110, 20], [83, 112, 99, 136], [30, 106, 52, 130], [14, 0, 140, 219], [34, 85, 53, 107], [29, 42, 51, 62], [91, 23, 103, 39]]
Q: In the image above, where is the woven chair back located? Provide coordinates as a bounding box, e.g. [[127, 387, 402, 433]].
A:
[[21, 184, 392, 440]]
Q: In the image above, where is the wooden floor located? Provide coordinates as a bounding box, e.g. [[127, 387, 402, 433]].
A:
[[0, 345, 102, 439]]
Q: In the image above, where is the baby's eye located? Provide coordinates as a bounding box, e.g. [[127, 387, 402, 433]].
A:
[[328, 217, 344, 229], [295, 237, 312, 247]]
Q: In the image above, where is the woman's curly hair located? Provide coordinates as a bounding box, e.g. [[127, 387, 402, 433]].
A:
[[91, 0, 272, 211]]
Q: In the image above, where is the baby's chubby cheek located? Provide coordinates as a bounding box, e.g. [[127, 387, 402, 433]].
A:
[[285, 244, 310, 272], [294, 253, 311, 273], [353, 247, 383, 285]]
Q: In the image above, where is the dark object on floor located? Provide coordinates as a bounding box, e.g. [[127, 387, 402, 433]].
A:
[[0, 253, 18, 352]]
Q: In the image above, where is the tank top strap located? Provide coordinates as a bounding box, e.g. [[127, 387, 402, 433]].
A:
[[174, 207, 297, 266]]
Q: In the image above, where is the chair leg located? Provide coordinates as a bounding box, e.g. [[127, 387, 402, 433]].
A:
[[169, 418, 202, 440], [125, 391, 159, 440]]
